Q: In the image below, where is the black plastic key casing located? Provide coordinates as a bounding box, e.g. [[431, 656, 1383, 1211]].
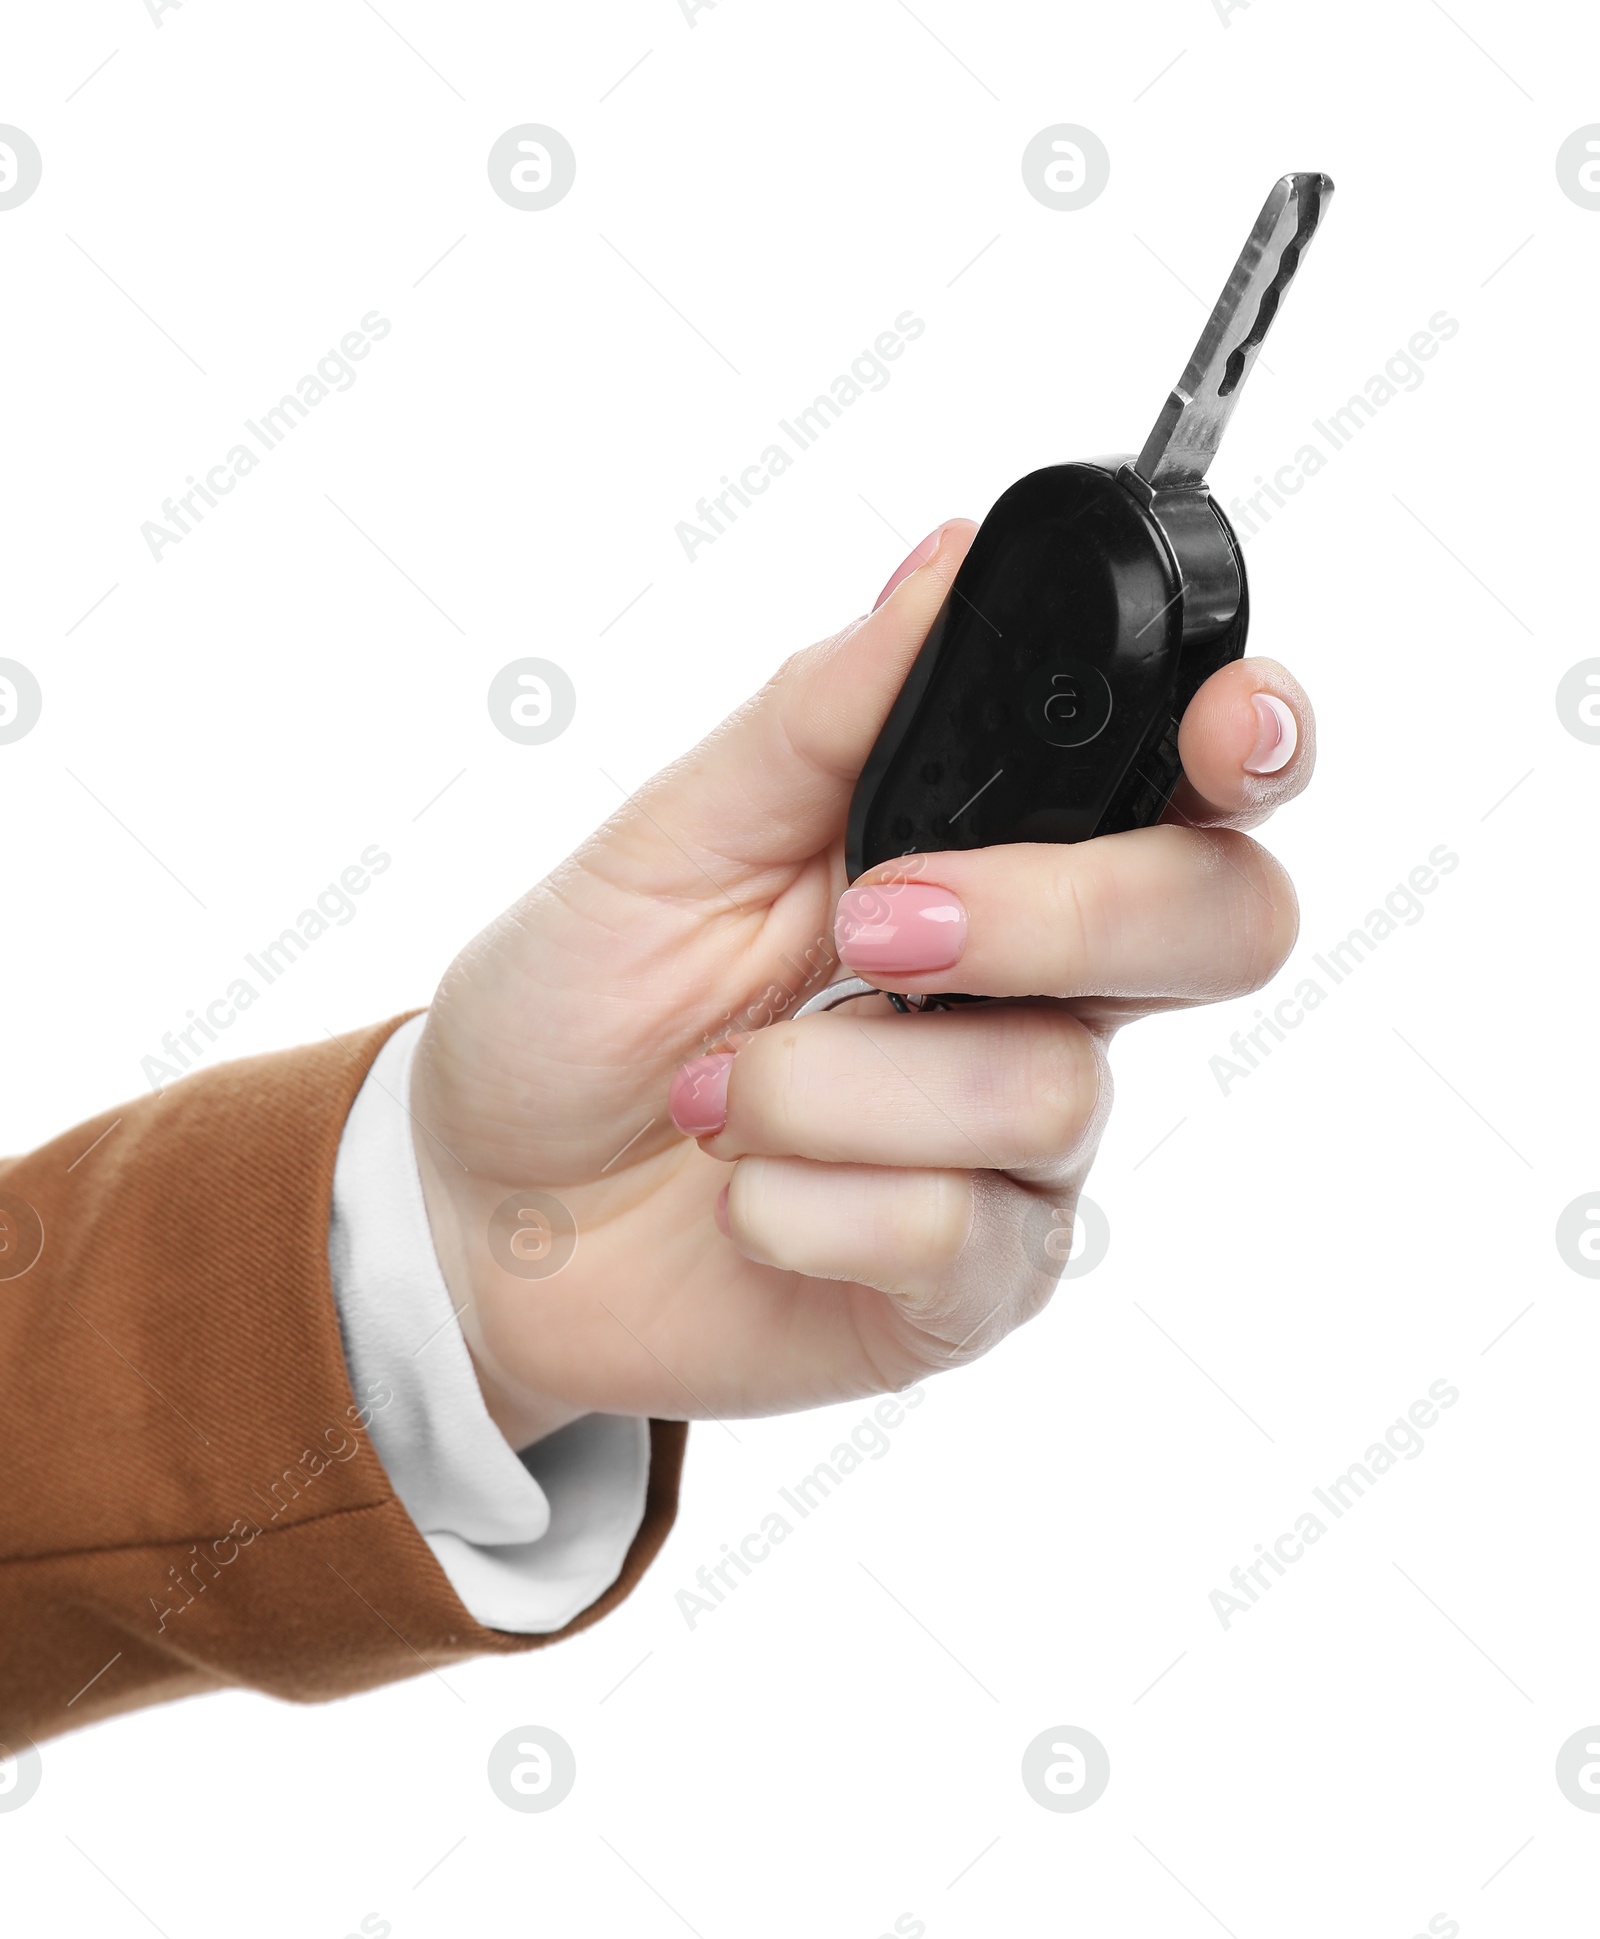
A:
[[846, 458, 1249, 882]]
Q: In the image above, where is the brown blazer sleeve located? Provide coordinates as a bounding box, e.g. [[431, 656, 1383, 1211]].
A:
[[0, 1015, 686, 1743]]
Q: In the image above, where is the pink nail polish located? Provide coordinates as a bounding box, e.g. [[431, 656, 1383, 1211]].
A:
[[873, 525, 947, 611], [835, 881, 968, 974], [1244, 693, 1298, 775], [670, 1053, 733, 1136], [713, 1182, 731, 1236]]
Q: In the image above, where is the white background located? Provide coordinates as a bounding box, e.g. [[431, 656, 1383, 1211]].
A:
[[2, 1, 1596, 1934]]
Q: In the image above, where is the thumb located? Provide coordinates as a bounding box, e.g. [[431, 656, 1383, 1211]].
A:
[[596, 519, 978, 887]]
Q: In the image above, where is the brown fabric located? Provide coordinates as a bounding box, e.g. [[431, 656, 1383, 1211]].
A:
[[0, 1015, 685, 1742]]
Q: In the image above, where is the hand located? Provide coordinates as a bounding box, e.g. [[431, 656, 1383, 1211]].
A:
[[408, 521, 1315, 1448]]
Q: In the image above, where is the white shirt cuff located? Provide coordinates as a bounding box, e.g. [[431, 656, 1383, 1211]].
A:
[[326, 1012, 650, 1633]]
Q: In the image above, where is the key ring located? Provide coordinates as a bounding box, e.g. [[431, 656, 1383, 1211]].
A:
[[792, 976, 960, 1019]]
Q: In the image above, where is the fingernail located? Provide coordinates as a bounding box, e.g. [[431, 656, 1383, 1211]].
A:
[[670, 1053, 734, 1136], [835, 881, 968, 974], [873, 524, 949, 611], [1244, 693, 1298, 775], [713, 1182, 731, 1236]]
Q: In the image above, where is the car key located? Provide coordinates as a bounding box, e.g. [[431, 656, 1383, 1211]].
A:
[[797, 172, 1333, 1020], [850, 170, 1332, 875]]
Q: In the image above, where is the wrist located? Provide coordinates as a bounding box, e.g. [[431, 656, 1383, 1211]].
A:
[[409, 1055, 585, 1453]]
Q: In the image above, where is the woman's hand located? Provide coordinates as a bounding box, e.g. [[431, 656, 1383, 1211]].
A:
[[408, 520, 1315, 1448]]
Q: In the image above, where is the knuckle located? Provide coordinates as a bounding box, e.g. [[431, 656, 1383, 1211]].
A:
[[1043, 859, 1100, 992], [1012, 1022, 1097, 1156], [892, 1170, 974, 1274], [1206, 831, 1300, 993], [1238, 852, 1300, 990], [1011, 1260, 1060, 1331]]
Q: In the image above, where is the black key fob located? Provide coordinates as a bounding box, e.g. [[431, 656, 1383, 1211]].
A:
[[846, 173, 1332, 883]]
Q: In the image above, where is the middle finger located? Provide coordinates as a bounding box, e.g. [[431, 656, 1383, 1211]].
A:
[[671, 1004, 1107, 1175]]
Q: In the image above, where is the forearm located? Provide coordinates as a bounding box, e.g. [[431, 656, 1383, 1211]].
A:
[[0, 1017, 682, 1741]]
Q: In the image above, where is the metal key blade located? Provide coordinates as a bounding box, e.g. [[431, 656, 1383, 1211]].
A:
[[1133, 172, 1334, 491]]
